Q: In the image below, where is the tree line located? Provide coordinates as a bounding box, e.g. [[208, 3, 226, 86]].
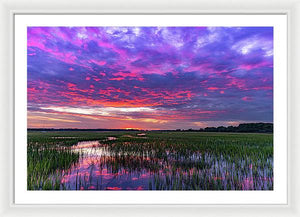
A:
[[177, 123, 273, 133]]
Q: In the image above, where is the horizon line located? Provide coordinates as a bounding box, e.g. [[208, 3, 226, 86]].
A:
[[27, 122, 273, 131]]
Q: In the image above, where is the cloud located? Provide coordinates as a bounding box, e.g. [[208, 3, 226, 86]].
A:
[[27, 27, 273, 129]]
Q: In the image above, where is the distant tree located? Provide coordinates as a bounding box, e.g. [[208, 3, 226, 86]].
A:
[[217, 126, 226, 132], [205, 127, 217, 132], [28, 123, 273, 133], [199, 123, 273, 133], [227, 126, 236, 132]]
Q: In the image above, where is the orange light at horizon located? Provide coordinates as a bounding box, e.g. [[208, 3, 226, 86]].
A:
[[125, 127, 141, 130]]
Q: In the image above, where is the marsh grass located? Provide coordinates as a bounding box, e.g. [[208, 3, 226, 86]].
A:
[[27, 131, 273, 190], [27, 145, 80, 190]]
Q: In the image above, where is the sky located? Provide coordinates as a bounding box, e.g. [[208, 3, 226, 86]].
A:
[[27, 27, 273, 130]]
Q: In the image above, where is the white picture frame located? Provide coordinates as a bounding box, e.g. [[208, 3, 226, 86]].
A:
[[0, 0, 299, 216], [14, 13, 287, 205]]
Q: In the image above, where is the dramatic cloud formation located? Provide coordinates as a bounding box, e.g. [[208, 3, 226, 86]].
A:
[[27, 27, 273, 129]]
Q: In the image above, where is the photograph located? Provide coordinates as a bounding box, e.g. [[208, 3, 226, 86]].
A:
[[27, 26, 274, 191]]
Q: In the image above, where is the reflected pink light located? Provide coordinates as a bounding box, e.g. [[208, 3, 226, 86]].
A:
[[136, 186, 143, 190], [242, 178, 254, 190], [140, 174, 149, 178], [213, 177, 224, 181], [106, 187, 122, 190], [60, 177, 68, 184], [71, 141, 100, 149]]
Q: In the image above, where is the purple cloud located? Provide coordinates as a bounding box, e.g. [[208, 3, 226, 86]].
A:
[[27, 27, 273, 129]]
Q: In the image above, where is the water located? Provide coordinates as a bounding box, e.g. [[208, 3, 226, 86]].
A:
[[53, 140, 273, 190]]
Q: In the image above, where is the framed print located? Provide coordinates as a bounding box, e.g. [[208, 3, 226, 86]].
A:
[[14, 14, 288, 205], [0, 0, 300, 216]]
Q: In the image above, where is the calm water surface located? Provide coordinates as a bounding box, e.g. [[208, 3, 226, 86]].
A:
[[54, 140, 273, 190], [58, 141, 155, 190]]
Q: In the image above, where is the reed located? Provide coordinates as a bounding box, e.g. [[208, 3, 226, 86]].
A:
[[27, 131, 273, 190]]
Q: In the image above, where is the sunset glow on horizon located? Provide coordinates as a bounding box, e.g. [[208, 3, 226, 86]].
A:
[[27, 27, 273, 130]]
